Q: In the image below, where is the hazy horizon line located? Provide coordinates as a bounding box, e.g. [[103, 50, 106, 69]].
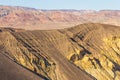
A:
[[0, 5, 120, 11]]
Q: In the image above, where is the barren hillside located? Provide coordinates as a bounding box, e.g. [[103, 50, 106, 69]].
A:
[[0, 23, 120, 80]]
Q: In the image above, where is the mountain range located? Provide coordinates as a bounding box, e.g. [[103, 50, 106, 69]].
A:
[[0, 6, 120, 30]]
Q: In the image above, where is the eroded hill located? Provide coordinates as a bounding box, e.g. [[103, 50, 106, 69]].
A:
[[0, 23, 120, 80]]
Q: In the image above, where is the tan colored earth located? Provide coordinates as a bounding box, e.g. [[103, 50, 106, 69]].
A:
[[0, 6, 120, 80], [0, 23, 120, 80]]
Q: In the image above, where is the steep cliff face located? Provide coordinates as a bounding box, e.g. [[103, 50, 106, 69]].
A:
[[0, 23, 120, 80]]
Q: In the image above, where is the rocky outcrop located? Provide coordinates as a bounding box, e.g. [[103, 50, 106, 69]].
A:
[[0, 52, 44, 80], [63, 23, 120, 80]]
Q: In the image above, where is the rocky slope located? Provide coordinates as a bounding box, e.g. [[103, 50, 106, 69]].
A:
[[62, 23, 120, 80], [0, 53, 44, 80], [0, 6, 120, 30], [0, 23, 120, 80]]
